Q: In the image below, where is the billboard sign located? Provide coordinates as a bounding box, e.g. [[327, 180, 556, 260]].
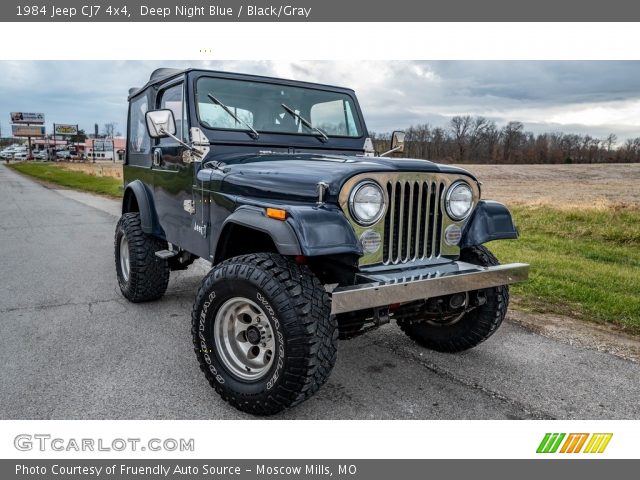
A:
[[11, 124, 46, 137], [10, 112, 45, 124], [54, 124, 79, 136], [93, 140, 114, 151]]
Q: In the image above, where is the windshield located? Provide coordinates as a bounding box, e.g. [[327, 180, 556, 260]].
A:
[[196, 77, 363, 138]]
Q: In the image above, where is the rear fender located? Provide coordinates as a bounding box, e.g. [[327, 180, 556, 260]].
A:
[[122, 180, 163, 236]]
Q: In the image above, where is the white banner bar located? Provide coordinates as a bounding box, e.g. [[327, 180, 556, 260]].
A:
[[1, 420, 638, 459], [0, 23, 639, 60]]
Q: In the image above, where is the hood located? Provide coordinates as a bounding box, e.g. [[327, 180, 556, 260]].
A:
[[216, 152, 477, 203]]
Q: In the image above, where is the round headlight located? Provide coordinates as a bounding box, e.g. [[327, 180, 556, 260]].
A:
[[445, 181, 473, 220], [349, 181, 385, 226]]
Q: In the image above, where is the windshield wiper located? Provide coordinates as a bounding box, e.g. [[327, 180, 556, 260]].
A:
[[207, 93, 259, 139], [281, 104, 329, 143]]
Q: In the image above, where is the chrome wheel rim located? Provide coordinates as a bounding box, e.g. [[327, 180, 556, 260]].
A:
[[214, 297, 275, 381], [119, 236, 130, 282]]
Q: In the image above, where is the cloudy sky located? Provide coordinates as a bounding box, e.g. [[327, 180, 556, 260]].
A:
[[1, 60, 639, 141]]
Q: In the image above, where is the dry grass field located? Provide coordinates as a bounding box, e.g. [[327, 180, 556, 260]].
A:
[[459, 164, 640, 333], [54, 160, 123, 180], [462, 163, 640, 209]]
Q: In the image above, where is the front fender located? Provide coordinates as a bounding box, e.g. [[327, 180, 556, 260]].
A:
[[287, 205, 361, 257], [218, 204, 361, 258], [460, 200, 518, 248], [219, 205, 302, 256], [461, 200, 518, 248]]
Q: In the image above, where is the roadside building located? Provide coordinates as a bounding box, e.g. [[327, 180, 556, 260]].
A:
[[84, 137, 126, 161], [31, 138, 68, 152]]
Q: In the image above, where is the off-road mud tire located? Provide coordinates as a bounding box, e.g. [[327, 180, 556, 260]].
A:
[[192, 253, 338, 415], [114, 212, 170, 302]]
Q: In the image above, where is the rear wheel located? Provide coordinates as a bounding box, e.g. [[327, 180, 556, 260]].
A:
[[192, 253, 338, 415], [114, 212, 170, 302], [396, 245, 509, 352]]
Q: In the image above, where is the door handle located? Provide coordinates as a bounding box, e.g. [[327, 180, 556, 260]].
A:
[[152, 148, 162, 167]]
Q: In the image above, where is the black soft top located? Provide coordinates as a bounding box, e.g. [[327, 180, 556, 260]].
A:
[[128, 67, 357, 100]]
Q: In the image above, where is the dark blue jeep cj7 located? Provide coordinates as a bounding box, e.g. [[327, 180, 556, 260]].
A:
[[115, 68, 529, 415]]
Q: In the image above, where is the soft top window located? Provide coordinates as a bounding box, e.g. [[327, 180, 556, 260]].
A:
[[128, 95, 150, 154]]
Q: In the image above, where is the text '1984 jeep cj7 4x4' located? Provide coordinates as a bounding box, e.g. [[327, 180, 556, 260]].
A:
[[115, 68, 529, 415]]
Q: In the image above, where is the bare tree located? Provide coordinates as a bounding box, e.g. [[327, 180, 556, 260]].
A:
[[501, 121, 524, 163], [468, 117, 491, 162], [450, 115, 472, 162], [103, 122, 118, 138], [370, 118, 635, 165]]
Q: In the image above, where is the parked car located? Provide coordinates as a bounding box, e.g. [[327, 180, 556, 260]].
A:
[[1, 146, 26, 159], [1, 144, 25, 158], [56, 150, 72, 160], [34, 150, 50, 161], [115, 68, 529, 415], [13, 151, 28, 160]]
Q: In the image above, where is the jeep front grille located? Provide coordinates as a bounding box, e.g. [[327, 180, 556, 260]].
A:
[[339, 172, 478, 268], [382, 180, 444, 264]]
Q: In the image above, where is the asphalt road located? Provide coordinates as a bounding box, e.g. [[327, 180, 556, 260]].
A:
[[1, 163, 638, 420]]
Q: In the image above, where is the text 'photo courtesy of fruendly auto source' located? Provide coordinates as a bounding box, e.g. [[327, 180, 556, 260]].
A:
[[1, 60, 639, 421]]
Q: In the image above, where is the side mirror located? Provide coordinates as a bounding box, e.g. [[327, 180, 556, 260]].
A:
[[380, 130, 406, 157], [391, 130, 405, 153], [146, 109, 176, 138]]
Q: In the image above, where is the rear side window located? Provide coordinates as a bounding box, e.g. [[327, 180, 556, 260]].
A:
[[129, 95, 150, 154]]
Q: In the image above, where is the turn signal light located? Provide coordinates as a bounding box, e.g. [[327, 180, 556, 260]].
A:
[[266, 208, 287, 221]]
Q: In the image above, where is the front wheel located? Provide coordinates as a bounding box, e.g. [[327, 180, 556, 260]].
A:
[[396, 245, 509, 353], [192, 253, 338, 415]]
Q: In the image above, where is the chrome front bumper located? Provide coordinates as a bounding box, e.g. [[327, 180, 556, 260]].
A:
[[330, 261, 529, 315]]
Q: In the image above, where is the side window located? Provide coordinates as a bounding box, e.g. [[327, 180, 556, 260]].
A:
[[128, 95, 150, 155], [159, 83, 186, 145]]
